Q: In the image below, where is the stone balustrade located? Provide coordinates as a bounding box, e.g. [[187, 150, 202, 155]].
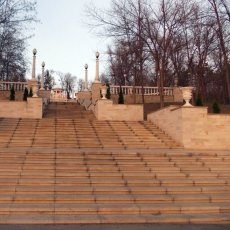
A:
[[110, 85, 173, 96], [50, 92, 67, 102], [0, 81, 27, 91]]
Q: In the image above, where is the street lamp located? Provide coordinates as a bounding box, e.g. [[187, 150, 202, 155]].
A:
[[32, 48, 37, 80], [33, 48, 37, 56], [84, 63, 88, 91], [96, 51, 100, 59], [40, 61, 45, 90], [31, 48, 38, 97], [124, 74, 127, 86], [94, 51, 100, 83]]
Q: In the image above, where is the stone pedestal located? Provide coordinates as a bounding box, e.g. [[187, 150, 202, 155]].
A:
[[28, 79, 38, 98], [173, 87, 183, 103], [92, 82, 102, 104]]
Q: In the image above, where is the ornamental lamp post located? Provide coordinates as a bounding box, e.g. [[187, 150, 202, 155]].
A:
[[32, 48, 37, 80], [31, 48, 38, 97], [124, 74, 127, 86], [40, 61, 45, 90], [94, 51, 100, 83], [84, 63, 88, 91]]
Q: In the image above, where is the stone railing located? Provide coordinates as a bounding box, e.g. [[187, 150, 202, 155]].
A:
[[50, 93, 67, 102], [0, 81, 27, 91], [110, 86, 173, 96]]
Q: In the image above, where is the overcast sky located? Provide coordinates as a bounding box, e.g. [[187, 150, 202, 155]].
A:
[[26, 0, 111, 87]]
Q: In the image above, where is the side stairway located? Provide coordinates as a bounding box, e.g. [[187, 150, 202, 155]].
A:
[[0, 102, 229, 224]]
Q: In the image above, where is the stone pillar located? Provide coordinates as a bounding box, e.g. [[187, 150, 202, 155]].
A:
[[32, 48, 37, 80], [173, 87, 183, 103], [84, 64, 88, 91], [94, 51, 100, 83], [31, 48, 38, 98], [91, 82, 102, 104], [40, 61, 45, 90]]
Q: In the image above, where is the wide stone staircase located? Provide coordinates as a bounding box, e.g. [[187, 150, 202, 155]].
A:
[[0, 102, 179, 149], [0, 102, 229, 224]]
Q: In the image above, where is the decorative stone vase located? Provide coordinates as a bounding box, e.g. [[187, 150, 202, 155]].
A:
[[180, 87, 194, 106], [101, 86, 107, 100], [31, 80, 38, 98]]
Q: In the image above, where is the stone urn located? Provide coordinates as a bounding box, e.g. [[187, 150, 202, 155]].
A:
[[180, 87, 194, 106], [101, 85, 107, 100], [31, 79, 38, 98]]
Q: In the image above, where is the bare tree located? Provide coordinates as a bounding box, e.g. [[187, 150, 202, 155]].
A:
[[208, 0, 230, 103], [77, 78, 84, 92], [58, 72, 76, 99], [0, 0, 37, 81], [86, 0, 230, 105]]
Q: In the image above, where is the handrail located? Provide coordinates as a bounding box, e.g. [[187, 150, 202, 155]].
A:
[[110, 86, 173, 96], [0, 81, 27, 91]]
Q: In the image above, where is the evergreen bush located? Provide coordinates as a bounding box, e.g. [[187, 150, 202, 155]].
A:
[[23, 87, 29, 101], [212, 101, 221, 114], [195, 94, 203, 106], [10, 86, 15, 101], [28, 87, 33, 97], [118, 86, 124, 104], [106, 83, 111, 99]]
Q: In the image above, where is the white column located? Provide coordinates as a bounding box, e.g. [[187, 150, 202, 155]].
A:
[[40, 61, 45, 90], [31, 48, 38, 97], [32, 48, 37, 80], [84, 64, 88, 91], [94, 51, 100, 83]]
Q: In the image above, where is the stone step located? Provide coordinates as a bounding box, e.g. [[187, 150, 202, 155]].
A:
[[1, 213, 230, 224]]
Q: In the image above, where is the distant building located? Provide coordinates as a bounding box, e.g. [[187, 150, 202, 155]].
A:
[[50, 88, 67, 101]]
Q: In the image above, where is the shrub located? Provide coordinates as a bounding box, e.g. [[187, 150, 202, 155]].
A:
[[10, 86, 15, 101], [118, 86, 124, 104], [212, 101, 221, 114], [195, 94, 203, 106], [23, 87, 29, 101], [28, 87, 33, 97], [106, 83, 111, 99]]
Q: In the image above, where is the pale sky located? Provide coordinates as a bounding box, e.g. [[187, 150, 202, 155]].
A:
[[26, 0, 111, 87]]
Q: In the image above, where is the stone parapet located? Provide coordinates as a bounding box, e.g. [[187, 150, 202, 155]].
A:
[[91, 82, 102, 104], [0, 97, 43, 119], [148, 106, 230, 150], [38, 90, 51, 99], [0, 91, 24, 101], [95, 99, 143, 121], [111, 94, 174, 104]]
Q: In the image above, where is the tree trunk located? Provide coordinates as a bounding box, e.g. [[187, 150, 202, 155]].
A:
[[211, 0, 230, 103]]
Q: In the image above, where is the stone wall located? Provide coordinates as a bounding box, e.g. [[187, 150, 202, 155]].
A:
[[0, 98, 43, 119], [111, 94, 175, 104], [38, 90, 51, 99], [95, 99, 143, 121], [148, 106, 230, 150], [0, 91, 24, 101]]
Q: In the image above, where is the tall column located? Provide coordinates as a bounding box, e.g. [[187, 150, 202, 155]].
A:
[[84, 64, 88, 91], [31, 48, 38, 97], [94, 51, 100, 83], [32, 48, 37, 79], [40, 61, 45, 90]]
